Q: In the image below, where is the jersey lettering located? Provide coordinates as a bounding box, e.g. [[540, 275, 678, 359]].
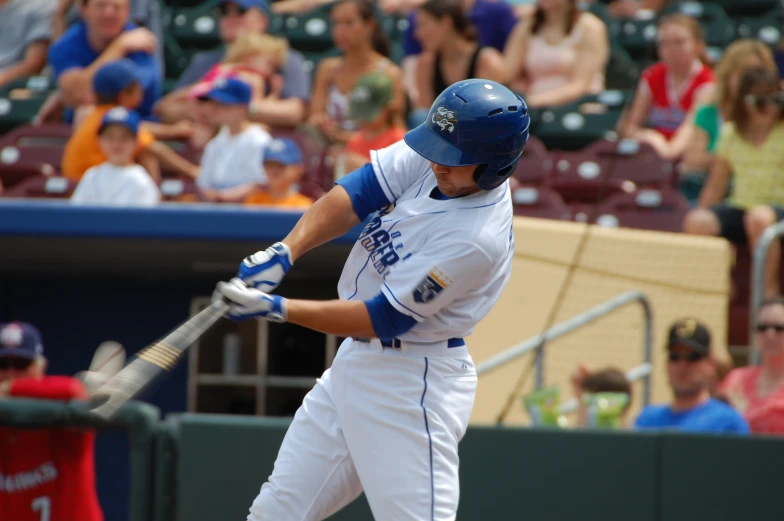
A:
[[0, 462, 58, 493], [359, 208, 404, 276]]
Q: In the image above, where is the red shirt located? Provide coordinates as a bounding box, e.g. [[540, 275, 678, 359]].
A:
[[720, 366, 784, 435], [0, 376, 103, 521], [642, 61, 714, 140], [346, 126, 408, 161]]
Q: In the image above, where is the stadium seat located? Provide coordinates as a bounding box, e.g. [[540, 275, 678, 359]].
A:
[[711, 0, 779, 17], [592, 188, 690, 232], [546, 149, 631, 203], [605, 46, 642, 91], [611, 17, 658, 63], [298, 179, 326, 201], [735, 8, 784, 45], [0, 174, 75, 199], [302, 47, 342, 75], [513, 136, 553, 185], [280, 6, 334, 53], [511, 185, 571, 221], [0, 76, 57, 135], [0, 124, 70, 188], [590, 138, 676, 187], [167, 1, 222, 51], [568, 202, 598, 223], [159, 176, 200, 203], [531, 91, 630, 151]]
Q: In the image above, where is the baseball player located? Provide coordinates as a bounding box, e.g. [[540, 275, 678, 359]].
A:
[[214, 79, 530, 521]]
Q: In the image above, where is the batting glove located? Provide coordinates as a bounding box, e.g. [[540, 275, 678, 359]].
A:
[[215, 278, 288, 323], [238, 242, 293, 292]]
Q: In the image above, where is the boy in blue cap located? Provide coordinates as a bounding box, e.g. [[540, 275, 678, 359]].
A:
[[197, 77, 272, 202], [70, 106, 161, 206], [245, 137, 313, 208]]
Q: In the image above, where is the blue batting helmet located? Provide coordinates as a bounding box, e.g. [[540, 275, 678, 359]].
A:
[[404, 79, 530, 190]]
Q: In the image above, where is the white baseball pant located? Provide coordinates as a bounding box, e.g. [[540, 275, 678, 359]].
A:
[[246, 337, 477, 521]]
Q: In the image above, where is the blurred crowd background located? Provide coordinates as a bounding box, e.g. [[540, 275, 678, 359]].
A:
[[4, 0, 784, 518]]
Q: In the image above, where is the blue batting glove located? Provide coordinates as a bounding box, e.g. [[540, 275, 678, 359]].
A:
[[215, 278, 288, 322], [238, 242, 293, 292]]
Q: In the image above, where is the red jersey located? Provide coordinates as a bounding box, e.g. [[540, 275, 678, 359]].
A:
[[642, 61, 714, 140], [0, 376, 103, 521]]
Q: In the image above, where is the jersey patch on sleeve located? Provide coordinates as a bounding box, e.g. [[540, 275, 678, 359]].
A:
[[413, 268, 453, 304]]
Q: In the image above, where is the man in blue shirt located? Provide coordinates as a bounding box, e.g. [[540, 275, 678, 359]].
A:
[[635, 319, 749, 434], [47, 0, 162, 119]]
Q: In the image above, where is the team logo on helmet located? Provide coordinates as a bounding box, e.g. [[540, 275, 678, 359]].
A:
[[432, 106, 458, 133]]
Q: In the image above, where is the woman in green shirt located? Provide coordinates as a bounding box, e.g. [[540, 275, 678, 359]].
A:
[[680, 40, 776, 204]]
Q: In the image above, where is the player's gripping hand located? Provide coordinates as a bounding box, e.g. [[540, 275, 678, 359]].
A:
[[215, 278, 288, 322], [238, 242, 293, 292]]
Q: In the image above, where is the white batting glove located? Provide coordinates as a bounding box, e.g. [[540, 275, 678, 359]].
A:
[[237, 242, 293, 292], [215, 278, 288, 323]]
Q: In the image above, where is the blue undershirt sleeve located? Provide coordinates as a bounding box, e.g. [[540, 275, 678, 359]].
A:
[[336, 163, 392, 221], [363, 292, 418, 339]]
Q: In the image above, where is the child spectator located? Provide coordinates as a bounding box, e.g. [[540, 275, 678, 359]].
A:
[[197, 77, 272, 202], [721, 298, 784, 434], [635, 319, 749, 434], [621, 14, 714, 159], [570, 364, 633, 428], [189, 31, 288, 105], [62, 59, 199, 182], [341, 72, 407, 173], [245, 138, 312, 209], [70, 107, 161, 207], [683, 67, 784, 298]]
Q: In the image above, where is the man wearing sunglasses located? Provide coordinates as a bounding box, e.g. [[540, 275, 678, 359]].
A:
[[156, 0, 310, 127], [0, 322, 103, 521], [635, 318, 749, 434]]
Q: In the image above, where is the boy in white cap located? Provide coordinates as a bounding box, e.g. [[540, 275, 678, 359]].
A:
[[70, 107, 161, 207]]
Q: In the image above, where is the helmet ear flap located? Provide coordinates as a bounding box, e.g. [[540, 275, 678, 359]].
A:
[[472, 164, 488, 183]]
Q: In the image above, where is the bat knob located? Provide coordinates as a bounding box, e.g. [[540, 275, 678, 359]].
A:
[[88, 392, 111, 410]]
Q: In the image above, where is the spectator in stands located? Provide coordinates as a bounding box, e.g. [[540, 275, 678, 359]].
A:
[[197, 78, 272, 202], [721, 298, 784, 434], [0, 321, 103, 521], [410, 0, 505, 127], [340, 72, 407, 173], [0, 0, 57, 89], [189, 32, 288, 106], [620, 14, 714, 160], [684, 67, 784, 298], [570, 364, 633, 428], [245, 138, 312, 208], [680, 40, 776, 205], [70, 107, 161, 206], [399, 0, 518, 103], [46, 0, 162, 121], [635, 318, 749, 434], [156, 0, 310, 129], [62, 60, 198, 182], [502, 0, 608, 109], [308, 0, 403, 145]]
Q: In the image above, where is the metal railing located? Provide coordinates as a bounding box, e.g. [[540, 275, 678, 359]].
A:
[[749, 221, 784, 364], [476, 290, 654, 406]]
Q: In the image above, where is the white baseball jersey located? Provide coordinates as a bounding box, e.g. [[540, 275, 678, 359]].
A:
[[337, 139, 515, 343]]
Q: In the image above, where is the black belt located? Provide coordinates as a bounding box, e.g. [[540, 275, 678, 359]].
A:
[[352, 337, 465, 348]]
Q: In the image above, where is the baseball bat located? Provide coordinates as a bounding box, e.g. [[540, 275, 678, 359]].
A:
[[88, 299, 230, 419]]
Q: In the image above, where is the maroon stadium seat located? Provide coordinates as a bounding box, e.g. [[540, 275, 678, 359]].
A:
[[592, 188, 690, 232], [512, 185, 571, 220], [546, 149, 630, 203], [590, 138, 676, 187], [0, 124, 70, 188], [0, 174, 75, 199], [159, 176, 201, 202]]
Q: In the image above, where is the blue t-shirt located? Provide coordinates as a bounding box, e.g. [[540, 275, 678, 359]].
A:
[[403, 0, 517, 56], [635, 398, 750, 435], [47, 21, 162, 118]]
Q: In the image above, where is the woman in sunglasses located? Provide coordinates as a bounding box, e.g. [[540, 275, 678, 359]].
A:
[[721, 298, 784, 434], [684, 66, 784, 298]]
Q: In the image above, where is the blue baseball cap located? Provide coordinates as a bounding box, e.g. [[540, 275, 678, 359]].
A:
[[93, 59, 142, 98], [99, 106, 141, 136], [198, 77, 252, 106], [218, 0, 271, 14], [263, 138, 303, 166], [0, 322, 44, 360]]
